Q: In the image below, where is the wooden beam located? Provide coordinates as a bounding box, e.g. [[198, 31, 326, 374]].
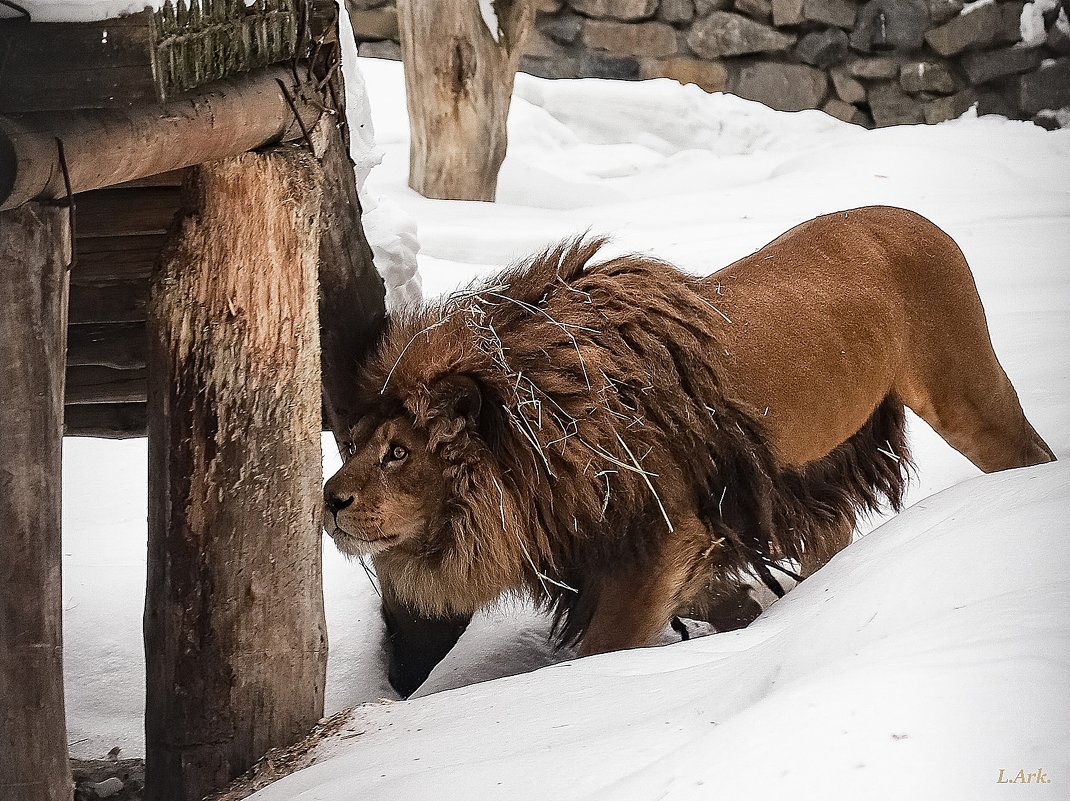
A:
[[0, 204, 73, 801], [72, 235, 165, 282], [65, 402, 147, 438], [69, 279, 150, 324], [67, 322, 147, 369], [76, 186, 182, 238], [66, 366, 147, 404], [144, 150, 327, 801], [0, 67, 321, 211]]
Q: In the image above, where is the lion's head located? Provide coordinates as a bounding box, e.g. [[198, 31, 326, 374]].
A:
[[323, 413, 446, 557]]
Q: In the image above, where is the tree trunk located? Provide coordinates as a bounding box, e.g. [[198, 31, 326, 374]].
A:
[[144, 150, 327, 801], [0, 204, 72, 801], [397, 0, 534, 201]]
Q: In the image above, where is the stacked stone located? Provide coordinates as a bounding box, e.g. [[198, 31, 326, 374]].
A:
[[348, 0, 1070, 129]]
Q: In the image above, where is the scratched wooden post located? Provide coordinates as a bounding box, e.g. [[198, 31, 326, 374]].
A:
[[0, 203, 73, 801], [143, 149, 327, 801]]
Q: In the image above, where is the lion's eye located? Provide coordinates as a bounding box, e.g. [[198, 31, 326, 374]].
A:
[[383, 444, 409, 465]]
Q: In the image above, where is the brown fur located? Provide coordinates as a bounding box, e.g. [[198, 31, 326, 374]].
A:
[[324, 206, 1054, 656]]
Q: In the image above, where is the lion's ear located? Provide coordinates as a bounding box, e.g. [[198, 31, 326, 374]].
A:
[[431, 374, 483, 427]]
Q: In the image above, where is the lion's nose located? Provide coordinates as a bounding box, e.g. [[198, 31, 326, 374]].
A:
[[325, 494, 355, 516]]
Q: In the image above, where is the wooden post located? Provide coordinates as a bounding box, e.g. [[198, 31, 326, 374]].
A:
[[0, 203, 72, 801], [144, 150, 327, 801], [396, 0, 534, 201]]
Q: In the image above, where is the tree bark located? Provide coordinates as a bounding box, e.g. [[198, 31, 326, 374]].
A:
[[0, 204, 72, 801], [397, 0, 534, 201], [144, 150, 327, 801]]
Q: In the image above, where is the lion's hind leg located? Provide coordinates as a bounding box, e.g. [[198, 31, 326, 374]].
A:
[[899, 365, 1055, 473]]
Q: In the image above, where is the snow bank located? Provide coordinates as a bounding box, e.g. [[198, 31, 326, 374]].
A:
[[246, 462, 1070, 801]]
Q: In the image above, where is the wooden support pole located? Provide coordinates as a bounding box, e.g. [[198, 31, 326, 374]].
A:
[[144, 149, 327, 801], [396, 0, 534, 201], [0, 204, 72, 801]]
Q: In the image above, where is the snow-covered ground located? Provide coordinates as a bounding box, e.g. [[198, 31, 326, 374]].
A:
[[62, 58, 1069, 796]]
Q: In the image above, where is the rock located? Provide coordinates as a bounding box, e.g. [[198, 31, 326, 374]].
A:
[[925, 2, 1002, 56], [849, 0, 928, 53], [687, 11, 796, 57], [578, 51, 642, 78], [802, 0, 857, 28], [735, 0, 773, 22], [868, 81, 925, 125], [849, 55, 901, 78], [831, 67, 866, 103], [659, 0, 696, 23], [899, 61, 958, 94], [962, 46, 1044, 85], [928, 0, 963, 25], [771, 0, 804, 25], [1018, 58, 1070, 114], [568, 0, 658, 19], [541, 13, 585, 44], [1048, 23, 1070, 57], [998, 2, 1025, 44], [358, 39, 402, 60], [795, 28, 850, 67], [823, 97, 870, 124], [521, 55, 580, 78], [585, 19, 678, 56], [1033, 107, 1070, 129], [349, 7, 398, 41], [695, 0, 732, 12], [525, 28, 573, 58], [730, 61, 829, 110], [641, 56, 729, 91], [976, 88, 1018, 117], [923, 88, 978, 122]]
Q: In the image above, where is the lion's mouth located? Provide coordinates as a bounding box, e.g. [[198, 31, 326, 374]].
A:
[[328, 526, 402, 555]]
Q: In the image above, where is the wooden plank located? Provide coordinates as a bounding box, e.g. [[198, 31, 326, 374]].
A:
[[71, 237, 164, 283], [145, 150, 326, 801], [0, 16, 155, 112], [76, 186, 182, 238], [66, 366, 147, 404], [1, 67, 159, 113], [69, 278, 150, 324], [0, 203, 73, 801], [67, 322, 147, 369], [64, 402, 147, 438]]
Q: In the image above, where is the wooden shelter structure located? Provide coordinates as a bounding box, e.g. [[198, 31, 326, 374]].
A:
[[0, 2, 386, 799]]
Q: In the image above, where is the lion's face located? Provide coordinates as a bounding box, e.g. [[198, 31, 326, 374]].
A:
[[323, 415, 448, 557]]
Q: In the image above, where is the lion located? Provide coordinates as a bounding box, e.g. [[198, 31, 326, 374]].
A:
[[324, 206, 1055, 663]]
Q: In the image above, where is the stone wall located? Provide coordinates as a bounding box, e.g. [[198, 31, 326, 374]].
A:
[[348, 0, 1070, 128]]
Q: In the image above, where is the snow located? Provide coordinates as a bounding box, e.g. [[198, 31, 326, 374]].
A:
[[244, 461, 1070, 801], [60, 55, 1070, 795]]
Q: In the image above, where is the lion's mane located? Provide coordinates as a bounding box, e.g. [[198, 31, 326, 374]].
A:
[[357, 238, 910, 644]]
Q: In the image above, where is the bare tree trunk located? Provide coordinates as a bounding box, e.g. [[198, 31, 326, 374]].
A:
[[397, 0, 534, 201], [144, 150, 327, 801], [0, 204, 72, 801]]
